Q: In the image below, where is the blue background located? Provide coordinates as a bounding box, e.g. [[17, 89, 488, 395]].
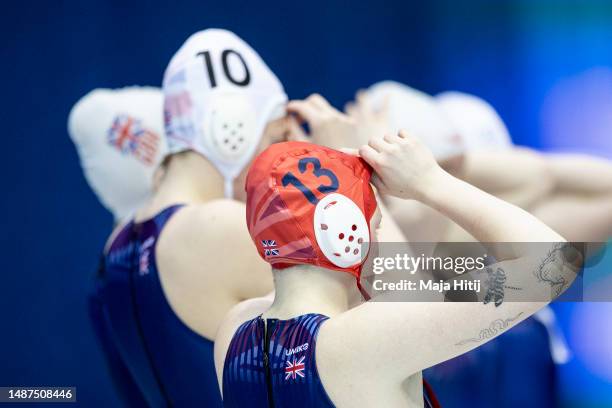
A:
[[1, 1, 611, 406]]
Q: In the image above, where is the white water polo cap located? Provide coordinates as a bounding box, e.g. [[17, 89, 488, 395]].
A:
[[365, 81, 464, 160], [163, 29, 288, 197], [68, 87, 167, 222], [435, 91, 513, 151]]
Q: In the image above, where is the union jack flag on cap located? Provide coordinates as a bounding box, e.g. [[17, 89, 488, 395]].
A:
[[108, 114, 159, 166]]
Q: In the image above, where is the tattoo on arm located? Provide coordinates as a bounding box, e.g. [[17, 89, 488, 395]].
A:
[[483, 267, 507, 307], [534, 243, 577, 297], [455, 312, 524, 346], [480, 267, 523, 307], [447, 266, 522, 306]]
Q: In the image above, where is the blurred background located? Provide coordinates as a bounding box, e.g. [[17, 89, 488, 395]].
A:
[[1, 0, 611, 406]]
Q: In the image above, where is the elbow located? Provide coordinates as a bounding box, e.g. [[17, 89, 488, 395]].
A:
[[562, 242, 585, 272]]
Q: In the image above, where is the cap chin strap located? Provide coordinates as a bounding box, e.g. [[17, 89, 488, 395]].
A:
[[224, 179, 234, 198], [357, 277, 371, 301]]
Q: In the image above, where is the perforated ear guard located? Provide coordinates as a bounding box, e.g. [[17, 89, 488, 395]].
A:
[[202, 93, 257, 163], [314, 193, 370, 268]]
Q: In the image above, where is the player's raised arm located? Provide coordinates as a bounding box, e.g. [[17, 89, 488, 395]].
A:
[[319, 130, 580, 381]]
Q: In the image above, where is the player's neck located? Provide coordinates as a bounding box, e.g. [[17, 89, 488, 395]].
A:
[[156, 151, 224, 205], [135, 152, 224, 220], [263, 265, 354, 320]]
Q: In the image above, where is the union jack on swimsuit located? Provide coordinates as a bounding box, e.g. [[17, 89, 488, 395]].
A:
[[285, 356, 306, 380], [223, 314, 334, 408], [222, 313, 441, 408]]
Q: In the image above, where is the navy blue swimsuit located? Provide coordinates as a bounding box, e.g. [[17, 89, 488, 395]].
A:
[[89, 205, 222, 407], [223, 313, 440, 407]]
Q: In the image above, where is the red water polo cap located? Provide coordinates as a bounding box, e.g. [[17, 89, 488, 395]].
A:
[[245, 141, 378, 281]]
